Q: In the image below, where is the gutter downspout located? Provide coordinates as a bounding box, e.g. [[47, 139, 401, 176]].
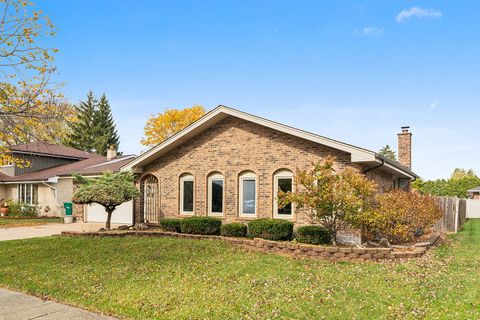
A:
[[363, 159, 385, 175]]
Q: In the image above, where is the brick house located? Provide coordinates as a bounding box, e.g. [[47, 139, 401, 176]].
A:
[[122, 106, 417, 226]]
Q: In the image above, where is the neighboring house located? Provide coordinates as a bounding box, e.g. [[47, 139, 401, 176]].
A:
[[122, 106, 418, 226], [0, 142, 135, 222], [467, 186, 480, 200]]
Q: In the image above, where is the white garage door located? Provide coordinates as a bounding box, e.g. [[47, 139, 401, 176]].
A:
[[85, 201, 133, 225]]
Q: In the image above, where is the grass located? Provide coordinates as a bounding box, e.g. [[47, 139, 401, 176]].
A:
[[0, 217, 63, 228], [0, 221, 479, 319]]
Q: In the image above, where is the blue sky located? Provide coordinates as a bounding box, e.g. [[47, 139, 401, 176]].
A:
[[40, 1, 479, 180]]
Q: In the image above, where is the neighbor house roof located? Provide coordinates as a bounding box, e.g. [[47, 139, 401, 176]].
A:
[[122, 105, 418, 179], [0, 155, 107, 183], [467, 186, 480, 193], [9, 141, 95, 159]]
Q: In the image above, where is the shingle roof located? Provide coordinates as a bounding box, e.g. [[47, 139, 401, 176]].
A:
[[1, 156, 107, 182], [65, 155, 135, 176], [9, 142, 95, 159], [467, 186, 480, 192]]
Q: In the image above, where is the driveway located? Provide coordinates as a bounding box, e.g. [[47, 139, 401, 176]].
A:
[[0, 223, 120, 241], [0, 288, 115, 320]]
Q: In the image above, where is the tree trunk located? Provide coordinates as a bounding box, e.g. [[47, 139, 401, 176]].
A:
[[105, 208, 113, 230]]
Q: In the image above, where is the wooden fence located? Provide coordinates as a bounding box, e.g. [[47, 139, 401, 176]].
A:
[[433, 197, 467, 233]]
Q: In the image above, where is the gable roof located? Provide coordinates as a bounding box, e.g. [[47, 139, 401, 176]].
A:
[[66, 155, 136, 176], [122, 105, 417, 179], [9, 142, 95, 159], [467, 186, 480, 193]]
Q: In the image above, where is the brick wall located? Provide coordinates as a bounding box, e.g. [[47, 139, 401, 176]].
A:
[[135, 116, 397, 225]]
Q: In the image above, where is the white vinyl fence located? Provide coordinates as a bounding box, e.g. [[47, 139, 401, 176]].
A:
[[466, 199, 480, 218]]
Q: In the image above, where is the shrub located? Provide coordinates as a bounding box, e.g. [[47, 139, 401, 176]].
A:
[[179, 216, 222, 235], [248, 218, 293, 241], [159, 218, 181, 232], [359, 190, 443, 244], [221, 223, 247, 237], [296, 225, 331, 245], [7, 201, 39, 217]]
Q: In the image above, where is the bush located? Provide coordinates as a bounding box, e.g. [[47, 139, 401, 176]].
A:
[[221, 223, 247, 237], [159, 218, 181, 232], [7, 201, 39, 217], [179, 216, 222, 235], [296, 225, 331, 245], [358, 190, 443, 244], [248, 218, 293, 241]]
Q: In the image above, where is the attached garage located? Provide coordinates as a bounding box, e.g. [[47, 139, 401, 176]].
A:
[[85, 201, 133, 225]]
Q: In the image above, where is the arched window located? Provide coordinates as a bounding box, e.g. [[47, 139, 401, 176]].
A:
[[208, 172, 224, 216], [180, 174, 194, 215], [273, 169, 293, 218], [141, 175, 159, 223], [239, 171, 257, 217]]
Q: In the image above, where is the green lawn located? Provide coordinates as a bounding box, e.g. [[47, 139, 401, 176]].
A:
[[0, 221, 479, 319], [0, 217, 63, 228]]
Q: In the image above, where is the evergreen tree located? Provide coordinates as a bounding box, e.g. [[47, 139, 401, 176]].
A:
[[92, 94, 120, 156], [65, 91, 120, 156], [65, 91, 97, 152], [378, 144, 397, 161]]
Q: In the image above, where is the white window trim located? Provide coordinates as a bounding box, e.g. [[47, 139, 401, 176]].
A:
[[180, 174, 195, 215], [273, 170, 294, 219], [208, 173, 224, 216], [238, 171, 257, 218], [17, 183, 38, 205]]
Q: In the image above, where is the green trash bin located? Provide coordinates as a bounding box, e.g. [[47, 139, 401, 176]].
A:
[[63, 202, 73, 216]]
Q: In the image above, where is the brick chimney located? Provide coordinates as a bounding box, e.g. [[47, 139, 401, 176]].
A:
[[106, 145, 117, 161], [397, 126, 412, 169]]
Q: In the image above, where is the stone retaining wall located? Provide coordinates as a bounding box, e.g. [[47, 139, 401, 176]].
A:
[[60, 230, 427, 262]]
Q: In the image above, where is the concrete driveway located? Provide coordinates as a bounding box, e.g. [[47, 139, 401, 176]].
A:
[[0, 223, 120, 241], [0, 288, 115, 319]]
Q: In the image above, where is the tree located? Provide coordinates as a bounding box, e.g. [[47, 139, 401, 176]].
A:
[[92, 94, 120, 156], [0, 0, 69, 162], [277, 156, 378, 244], [378, 145, 397, 161], [412, 168, 480, 198], [65, 92, 120, 155], [141, 105, 205, 146], [65, 91, 96, 152], [73, 171, 140, 230]]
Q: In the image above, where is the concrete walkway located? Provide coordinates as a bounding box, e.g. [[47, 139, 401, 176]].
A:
[[0, 288, 116, 320], [0, 223, 120, 241]]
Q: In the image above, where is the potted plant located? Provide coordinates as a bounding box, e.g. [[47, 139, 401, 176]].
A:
[[0, 199, 9, 217]]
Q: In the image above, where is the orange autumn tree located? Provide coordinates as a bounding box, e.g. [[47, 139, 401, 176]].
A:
[[141, 105, 205, 146], [278, 156, 377, 244]]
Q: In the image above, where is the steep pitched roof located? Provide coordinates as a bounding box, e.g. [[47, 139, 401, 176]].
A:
[[122, 105, 417, 179], [9, 142, 95, 159]]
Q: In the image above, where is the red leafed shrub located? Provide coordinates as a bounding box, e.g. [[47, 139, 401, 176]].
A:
[[360, 190, 443, 244]]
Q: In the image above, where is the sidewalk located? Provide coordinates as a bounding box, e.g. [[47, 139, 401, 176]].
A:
[[0, 223, 120, 241], [0, 288, 116, 320]]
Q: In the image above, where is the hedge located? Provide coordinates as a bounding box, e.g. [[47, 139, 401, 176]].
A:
[[159, 218, 182, 232], [179, 216, 222, 235], [221, 223, 247, 237], [296, 225, 331, 245], [247, 218, 293, 241]]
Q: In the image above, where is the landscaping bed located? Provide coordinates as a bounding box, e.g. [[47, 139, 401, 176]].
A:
[[60, 229, 434, 261]]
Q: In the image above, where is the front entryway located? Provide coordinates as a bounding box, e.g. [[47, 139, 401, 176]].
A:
[[141, 175, 160, 223]]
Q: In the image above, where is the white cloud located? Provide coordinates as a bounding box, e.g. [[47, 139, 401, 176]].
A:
[[353, 27, 384, 37], [430, 101, 438, 109], [396, 7, 442, 22]]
